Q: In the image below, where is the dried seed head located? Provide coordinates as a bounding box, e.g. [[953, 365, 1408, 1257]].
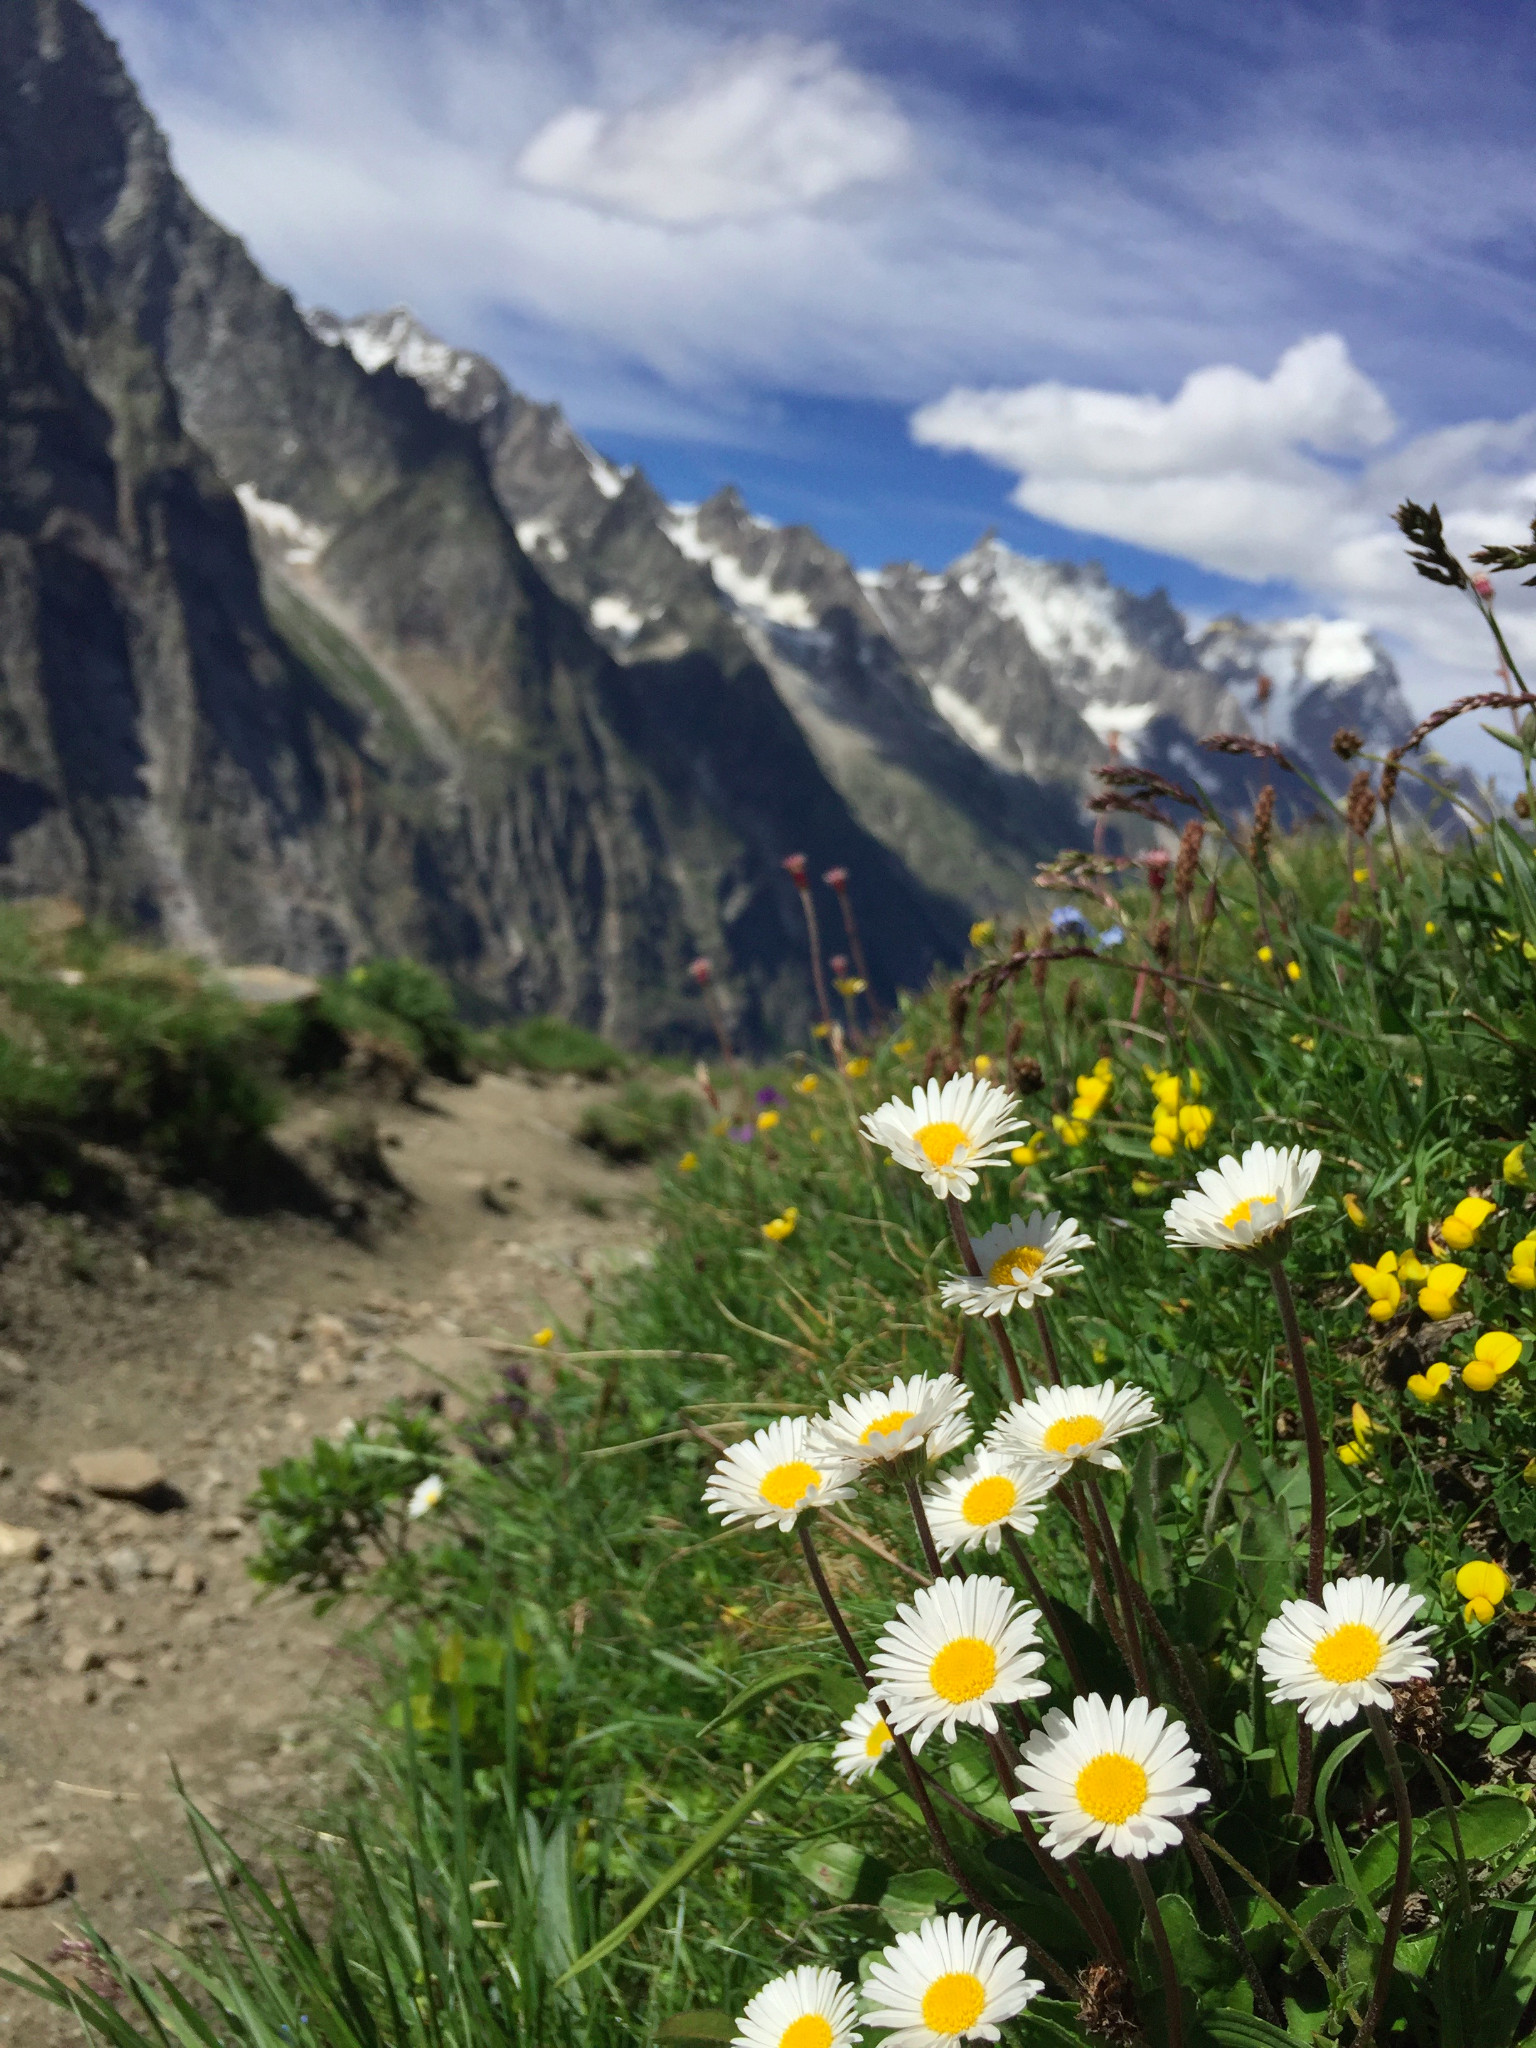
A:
[[1153, 917, 1174, 963], [1005, 1018, 1024, 1060], [1251, 784, 1276, 862], [1174, 819, 1205, 900], [1392, 1676, 1445, 1751], [1518, 791, 1532, 820], [1332, 726, 1364, 761], [1346, 768, 1378, 838], [1012, 1054, 1044, 1095], [1200, 878, 1219, 926], [1379, 760, 1400, 810], [1078, 1962, 1140, 2045], [922, 1045, 943, 1083], [1335, 901, 1356, 939]]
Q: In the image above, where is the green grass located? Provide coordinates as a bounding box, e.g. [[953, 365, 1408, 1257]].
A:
[[478, 1014, 628, 1080]]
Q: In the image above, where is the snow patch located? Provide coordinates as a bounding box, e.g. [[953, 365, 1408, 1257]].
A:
[[515, 517, 570, 563], [235, 483, 329, 566], [958, 543, 1141, 687], [661, 506, 816, 627], [931, 684, 1010, 768], [590, 593, 647, 638], [1080, 699, 1157, 750]]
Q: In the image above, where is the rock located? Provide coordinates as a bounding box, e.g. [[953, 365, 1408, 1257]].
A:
[[0, 1349, 31, 1380], [33, 1471, 75, 1503], [99, 1546, 144, 1589], [169, 1559, 205, 1598], [70, 1449, 166, 1501], [60, 1641, 104, 1674], [217, 964, 321, 1006], [3, 1598, 44, 1629], [0, 1523, 44, 1563], [143, 1546, 178, 1580], [0, 1844, 72, 1908], [207, 1516, 246, 1542], [103, 1657, 144, 1686]]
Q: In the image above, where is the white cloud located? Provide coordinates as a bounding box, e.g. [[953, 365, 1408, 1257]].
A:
[[516, 37, 912, 225], [912, 336, 1536, 696]]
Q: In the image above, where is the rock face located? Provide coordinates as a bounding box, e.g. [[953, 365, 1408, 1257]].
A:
[[0, 1843, 71, 1908], [0, 0, 965, 1046]]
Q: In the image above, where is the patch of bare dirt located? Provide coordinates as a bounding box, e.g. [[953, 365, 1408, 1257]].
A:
[[0, 1070, 656, 2039]]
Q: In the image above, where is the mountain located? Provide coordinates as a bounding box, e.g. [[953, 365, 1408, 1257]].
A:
[[0, 0, 968, 1046]]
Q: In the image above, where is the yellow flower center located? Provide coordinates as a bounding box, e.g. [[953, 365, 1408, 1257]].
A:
[[759, 1460, 820, 1511], [1042, 1413, 1104, 1456], [863, 1717, 894, 1759], [914, 1120, 969, 1166], [1311, 1621, 1383, 1685], [779, 2019, 834, 2048], [928, 1635, 998, 1703], [921, 1971, 988, 2036], [962, 1475, 1019, 1526], [1074, 1751, 1150, 1826], [860, 1409, 915, 1446], [987, 1243, 1046, 1287], [1223, 1193, 1280, 1231]]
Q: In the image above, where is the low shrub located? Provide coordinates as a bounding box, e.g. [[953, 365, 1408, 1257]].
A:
[[478, 1013, 626, 1079], [576, 1081, 695, 1163]]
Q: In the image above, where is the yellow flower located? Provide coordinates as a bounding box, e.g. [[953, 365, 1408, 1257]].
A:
[[1505, 1144, 1530, 1187], [844, 1056, 870, 1079], [1286, 960, 1302, 982], [533, 1327, 555, 1347], [756, 1108, 781, 1132], [1351, 1257, 1402, 1323], [1091, 1339, 1109, 1366], [1337, 1400, 1375, 1466], [809, 1127, 824, 1145], [1256, 944, 1273, 964], [1344, 1193, 1367, 1228], [1509, 1236, 1536, 1289], [1456, 1558, 1510, 1625], [1424, 920, 1437, 936], [1093, 1056, 1115, 1082], [1071, 1071, 1111, 1119], [1524, 1456, 1536, 1484], [891, 1038, 914, 1056], [795, 1074, 819, 1095], [1439, 1195, 1497, 1250], [969, 919, 996, 948], [1397, 1250, 1429, 1285], [677, 1151, 700, 1172], [1011, 1135, 1048, 1167], [1462, 1329, 1524, 1396], [1337, 1441, 1368, 1466], [1406, 1361, 1452, 1403], [1131, 1173, 1162, 1197], [1150, 1070, 1182, 1113], [1178, 1103, 1215, 1149], [711, 1118, 729, 1136], [1291, 1034, 1316, 1051], [973, 1053, 993, 1074], [1053, 1113, 1090, 1147], [761, 1206, 799, 1244], [1352, 866, 1369, 884], [1418, 1263, 1468, 1320], [811, 1021, 831, 1039]]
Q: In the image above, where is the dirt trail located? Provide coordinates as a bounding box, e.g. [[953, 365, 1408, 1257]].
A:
[[0, 1071, 656, 2038]]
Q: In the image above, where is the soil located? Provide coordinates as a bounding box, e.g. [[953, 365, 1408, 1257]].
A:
[[0, 1070, 658, 2039]]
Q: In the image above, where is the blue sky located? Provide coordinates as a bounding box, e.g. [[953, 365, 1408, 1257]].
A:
[[94, 0, 1536, 700]]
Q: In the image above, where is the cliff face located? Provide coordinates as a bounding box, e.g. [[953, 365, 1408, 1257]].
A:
[[0, 0, 966, 1043]]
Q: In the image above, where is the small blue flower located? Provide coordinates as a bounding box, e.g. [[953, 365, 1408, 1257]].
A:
[[1097, 924, 1125, 950], [1049, 906, 1094, 941]]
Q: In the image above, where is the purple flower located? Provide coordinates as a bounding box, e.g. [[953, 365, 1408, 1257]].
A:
[[728, 1124, 755, 1144], [756, 1086, 782, 1106]]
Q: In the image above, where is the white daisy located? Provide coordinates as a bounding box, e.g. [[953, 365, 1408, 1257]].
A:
[[861, 1911, 1042, 2047], [1011, 1694, 1210, 1861], [922, 1452, 1057, 1558], [986, 1380, 1158, 1480], [939, 1211, 1094, 1318], [407, 1473, 444, 1519], [732, 1963, 861, 2048], [860, 1075, 1025, 1201], [832, 1698, 897, 1782], [1163, 1139, 1322, 1255], [703, 1415, 858, 1533], [1257, 1575, 1437, 1729], [868, 1575, 1048, 1752], [812, 1374, 973, 1470]]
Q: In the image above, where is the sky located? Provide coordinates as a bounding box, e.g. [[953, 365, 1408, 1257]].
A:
[[93, 0, 1536, 726]]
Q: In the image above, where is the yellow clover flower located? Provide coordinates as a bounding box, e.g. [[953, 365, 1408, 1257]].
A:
[[1397, 1250, 1430, 1285], [891, 1038, 914, 1056], [1505, 1143, 1530, 1187], [1337, 1401, 1375, 1467], [1406, 1361, 1452, 1404], [1053, 1113, 1090, 1147], [1351, 1253, 1402, 1324], [794, 1074, 819, 1095], [1178, 1103, 1215, 1149], [1456, 1558, 1510, 1626], [1463, 1329, 1523, 1392], [844, 1056, 870, 1079], [1285, 960, 1302, 982], [1439, 1195, 1498, 1251], [677, 1151, 700, 1172], [969, 919, 996, 949], [1344, 1193, 1367, 1228], [756, 1108, 781, 1132], [1257, 944, 1274, 964], [1418, 1262, 1468, 1320], [1509, 1235, 1536, 1290], [761, 1206, 799, 1244], [973, 1053, 993, 1074], [533, 1327, 555, 1347]]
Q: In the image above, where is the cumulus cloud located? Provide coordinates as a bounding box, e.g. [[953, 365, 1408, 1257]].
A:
[[912, 336, 1536, 686], [516, 38, 913, 225]]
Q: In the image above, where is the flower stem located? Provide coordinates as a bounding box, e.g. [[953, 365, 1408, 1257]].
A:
[[1267, 1259, 1327, 1817], [1082, 1472, 1151, 1695], [1357, 1704, 1413, 2048], [1196, 1829, 1360, 2022], [1001, 1526, 1089, 1695], [796, 1521, 1077, 1996], [1129, 1859, 1183, 2048], [902, 1470, 946, 1580], [985, 1731, 1120, 1969], [1179, 1822, 1280, 2024], [1032, 1301, 1065, 1386], [1062, 1479, 1140, 1689]]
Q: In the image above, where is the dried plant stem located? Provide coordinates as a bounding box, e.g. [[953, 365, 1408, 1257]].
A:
[[795, 1524, 1077, 1993], [944, 1196, 1026, 1399], [1129, 1859, 1183, 2048], [1001, 1526, 1089, 1695], [1357, 1705, 1413, 2048]]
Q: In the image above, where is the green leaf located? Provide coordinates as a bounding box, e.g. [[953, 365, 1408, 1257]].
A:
[[878, 1868, 962, 1934], [1204, 2014, 1298, 2048], [1489, 1724, 1526, 1757], [697, 1659, 820, 1739], [655, 2015, 737, 2041], [1430, 1792, 1533, 1861], [556, 1740, 820, 1984], [789, 1840, 879, 1903], [1155, 1891, 1232, 1988]]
